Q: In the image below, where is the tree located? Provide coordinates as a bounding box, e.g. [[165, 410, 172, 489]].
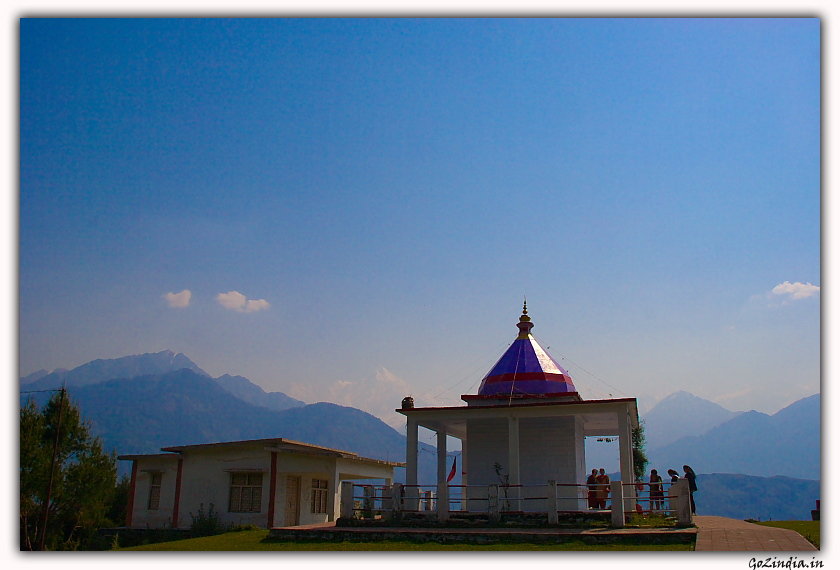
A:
[[632, 421, 649, 482], [106, 474, 131, 528], [20, 391, 119, 550]]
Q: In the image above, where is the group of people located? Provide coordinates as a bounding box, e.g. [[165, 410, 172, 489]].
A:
[[585, 468, 612, 509], [644, 465, 697, 514], [586, 464, 698, 514]]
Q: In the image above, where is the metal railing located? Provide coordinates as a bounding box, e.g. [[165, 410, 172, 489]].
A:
[[621, 481, 680, 516], [346, 484, 396, 519], [400, 484, 441, 513], [343, 481, 597, 517], [341, 479, 693, 528], [340, 479, 693, 528]]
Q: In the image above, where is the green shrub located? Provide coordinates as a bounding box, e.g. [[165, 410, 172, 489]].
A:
[[189, 503, 230, 537]]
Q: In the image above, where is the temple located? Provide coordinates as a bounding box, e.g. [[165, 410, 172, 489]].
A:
[[397, 302, 640, 517]]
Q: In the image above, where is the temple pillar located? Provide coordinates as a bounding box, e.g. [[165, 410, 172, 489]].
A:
[[406, 418, 419, 511], [460, 438, 468, 511], [617, 409, 635, 510], [436, 429, 449, 520]]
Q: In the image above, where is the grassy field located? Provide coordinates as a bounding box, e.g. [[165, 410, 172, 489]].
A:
[[119, 529, 694, 551], [753, 520, 820, 549]]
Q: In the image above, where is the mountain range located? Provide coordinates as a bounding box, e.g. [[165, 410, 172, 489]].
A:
[[21, 350, 306, 412], [642, 390, 743, 448], [21, 350, 210, 389], [20, 350, 819, 517], [20, 362, 442, 484], [645, 393, 820, 481]]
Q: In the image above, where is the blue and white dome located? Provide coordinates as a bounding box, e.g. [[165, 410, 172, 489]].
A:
[[476, 302, 577, 397]]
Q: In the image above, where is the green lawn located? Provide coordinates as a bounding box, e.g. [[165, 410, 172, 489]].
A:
[[119, 530, 694, 551], [753, 520, 820, 549]]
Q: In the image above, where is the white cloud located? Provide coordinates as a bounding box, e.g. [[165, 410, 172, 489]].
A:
[[216, 291, 270, 313], [770, 281, 820, 302], [245, 299, 270, 313], [217, 291, 247, 310], [163, 289, 191, 308]]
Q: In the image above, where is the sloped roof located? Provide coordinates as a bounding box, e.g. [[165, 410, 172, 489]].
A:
[[119, 437, 404, 467]]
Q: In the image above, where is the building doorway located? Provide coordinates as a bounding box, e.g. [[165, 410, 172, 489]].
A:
[[284, 476, 301, 527]]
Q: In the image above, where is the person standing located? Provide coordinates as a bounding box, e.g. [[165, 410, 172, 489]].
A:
[[596, 468, 610, 510], [586, 468, 598, 509], [667, 469, 680, 514], [683, 465, 697, 514], [649, 469, 664, 511]]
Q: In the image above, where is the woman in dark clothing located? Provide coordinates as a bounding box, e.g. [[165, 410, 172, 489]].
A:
[[586, 469, 598, 509], [649, 469, 664, 511], [683, 465, 697, 514], [595, 469, 610, 509]]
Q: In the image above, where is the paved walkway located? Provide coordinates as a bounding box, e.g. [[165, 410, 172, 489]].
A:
[[693, 516, 817, 551]]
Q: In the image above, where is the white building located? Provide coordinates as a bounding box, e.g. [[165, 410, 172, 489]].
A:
[[398, 303, 640, 517], [119, 437, 401, 529]]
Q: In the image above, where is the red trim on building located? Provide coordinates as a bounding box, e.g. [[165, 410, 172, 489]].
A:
[[480, 372, 573, 384], [267, 451, 278, 528], [461, 390, 580, 401], [172, 457, 184, 528], [126, 460, 138, 528]]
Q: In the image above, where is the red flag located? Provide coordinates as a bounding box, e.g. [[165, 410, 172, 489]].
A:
[[447, 456, 457, 483]]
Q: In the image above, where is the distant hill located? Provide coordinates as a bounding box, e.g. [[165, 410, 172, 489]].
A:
[[21, 350, 304, 413], [22, 350, 210, 390], [20, 369, 51, 384], [647, 394, 819, 480], [642, 391, 742, 449], [694, 473, 819, 521], [214, 374, 305, 411], [588, 391, 743, 474]]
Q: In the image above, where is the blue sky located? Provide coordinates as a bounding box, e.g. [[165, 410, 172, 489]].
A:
[[19, 18, 820, 416]]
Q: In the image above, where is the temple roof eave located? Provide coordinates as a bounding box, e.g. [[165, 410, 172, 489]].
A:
[[395, 396, 640, 436], [397, 395, 638, 414]]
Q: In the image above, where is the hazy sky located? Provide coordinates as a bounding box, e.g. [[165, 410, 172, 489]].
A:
[[20, 18, 820, 416]]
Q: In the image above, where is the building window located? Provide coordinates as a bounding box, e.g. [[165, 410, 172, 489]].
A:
[[229, 473, 263, 513], [311, 479, 328, 514], [148, 473, 162, 510]]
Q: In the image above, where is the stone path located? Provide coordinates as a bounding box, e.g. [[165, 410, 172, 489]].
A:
[[693, 516, 817, 551]]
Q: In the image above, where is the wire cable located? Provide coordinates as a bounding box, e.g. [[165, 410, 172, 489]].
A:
[[532, 333, 630, 399], [507, 341, 523, 406], [424, 340, 510, 401]]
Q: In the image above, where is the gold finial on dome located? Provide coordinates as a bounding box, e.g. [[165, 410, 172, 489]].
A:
[[520, 297, 531, 322], [517, 297, 534, 338]]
